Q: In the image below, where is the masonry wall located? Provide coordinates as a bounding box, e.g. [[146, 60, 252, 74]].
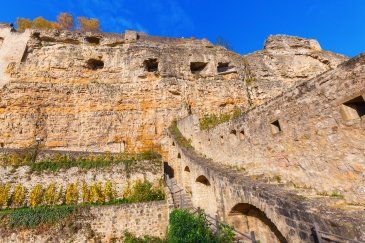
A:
[[0, 201, 168, 242], [177, 54, 365, 204], [164, 130, 365, 243]]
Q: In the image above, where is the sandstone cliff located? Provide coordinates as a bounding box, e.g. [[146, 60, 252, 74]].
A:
[[245, 35, 348, 106], [0, 27, 348, 152]]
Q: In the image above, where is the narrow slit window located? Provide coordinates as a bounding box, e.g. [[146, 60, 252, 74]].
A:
[[0, 37, 4, 49], [341, 95, 365, 121], [270, 120, 282, 134]]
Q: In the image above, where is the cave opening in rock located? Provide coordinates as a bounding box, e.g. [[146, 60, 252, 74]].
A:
[[217, 62, 230, 73], [341, 95, 365, 121], [270, 120, 282, 134], [85, 36, 101, 45], [190, 62, 207, 74], [144, 58, 158, 72], [86, 59, 104, 70]]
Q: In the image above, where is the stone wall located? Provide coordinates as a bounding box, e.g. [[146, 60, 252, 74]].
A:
[[176, 54, 365, 204], [0, 201, 168, 242], [0, 149, 163, 198], [164, 127, 365, 243]]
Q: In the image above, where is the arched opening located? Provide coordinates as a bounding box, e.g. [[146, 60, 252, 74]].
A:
[[177, 153, 181, 159], [184, 166, 190, 172], [227, 203, 287, 243], [164, 162, 174, 179], [172, 141, 175, 146], [192, 175, 217, 216], [196, 175, 211, 186]]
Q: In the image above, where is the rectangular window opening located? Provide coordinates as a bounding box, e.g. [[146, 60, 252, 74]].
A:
[[270, 120, 282, 134], [190, 62, 207, 74], [341, 95, 365, 121]]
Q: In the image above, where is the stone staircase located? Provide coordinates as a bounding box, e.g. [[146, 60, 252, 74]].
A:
[[167, 177, 194, 209]]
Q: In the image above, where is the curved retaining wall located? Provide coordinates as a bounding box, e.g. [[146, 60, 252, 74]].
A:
[[164, 129, 365, 242]]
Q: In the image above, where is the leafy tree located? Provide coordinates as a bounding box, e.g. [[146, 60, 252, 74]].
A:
[[57, 12, 74, 30], [16, 18, 32, 32], [216, 36, 233, 51], [32, 17, 59, 30], [77, 17, 100, 32]]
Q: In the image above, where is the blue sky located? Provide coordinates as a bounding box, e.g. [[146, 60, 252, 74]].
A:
[[1, 0, 364, 56]]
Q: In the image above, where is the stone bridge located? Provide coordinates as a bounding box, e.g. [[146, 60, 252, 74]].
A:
[[164, 132, 365, 242]]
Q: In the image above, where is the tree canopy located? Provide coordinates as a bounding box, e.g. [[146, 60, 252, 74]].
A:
[[15, 13, 99, 32]]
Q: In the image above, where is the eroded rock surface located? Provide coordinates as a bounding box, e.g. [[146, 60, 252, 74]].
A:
[[245, 35, 348, 105]]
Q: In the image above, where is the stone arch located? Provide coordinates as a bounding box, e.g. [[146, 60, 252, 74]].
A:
[[227, 203, 287, 243], [192, 175, 217, 216], [164, 162, 175, 179]]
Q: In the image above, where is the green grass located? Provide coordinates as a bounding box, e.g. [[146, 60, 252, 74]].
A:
[[199, 107, 242, 130], [330, 191, 344, 199], [0, 205, 76, 229], [1, 150, 162, 172], [169, 121, 194, 150]]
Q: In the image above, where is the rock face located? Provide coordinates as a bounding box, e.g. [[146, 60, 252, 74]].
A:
[[0, 27, 348, 154], [245, 35, 348, 106]]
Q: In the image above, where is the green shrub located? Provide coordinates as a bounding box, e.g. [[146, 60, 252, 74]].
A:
[[123, 231, 165, 243], [65, 183, 79, 205], [11, 184, 27, 208], [7, 205, 75, 228], [199, 107, 242, 130], [168, 121, 193, 150], [127, 180, 164, 203], [168, 209, 234, 243], [29, 185, 44, 208], [44, 183, 57, 206], [103, 181, 117, 202], [81, 183, 90, 203], [0, 184, 11, 208], [89, 182, 105, 204]]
